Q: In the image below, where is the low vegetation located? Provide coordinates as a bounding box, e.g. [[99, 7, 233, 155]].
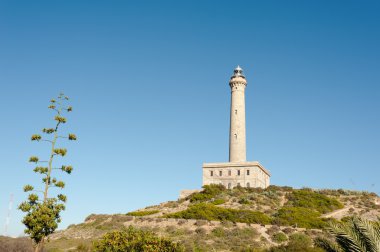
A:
[[285, 189, 344, 214], [0, 236, 33, 252], [5, 185, 378, 251], [164, 202, 272, 224], [186, 184, 226, 202], [271, 232, 288, 243], [126, 210, 159, 216], [93, 226, 184, 252], [272, 206, 329, 229], [267, 233, 324, 252]]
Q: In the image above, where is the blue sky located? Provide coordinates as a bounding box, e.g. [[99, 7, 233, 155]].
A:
[[0, 0, 379, 237]]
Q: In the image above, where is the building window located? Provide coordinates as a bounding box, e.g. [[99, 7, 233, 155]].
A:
[[228, 183, 231, 189], [210, 171, 213, 176], [237, 170, 240, 176], [234, 133, 237, 139], [247, 182, 250, 188], [235, 109, 237, 115], [228, 170, 231, 176], [247, 170, 250, 175], [219, 170, 222, 176], [237, 182, 241, 187]]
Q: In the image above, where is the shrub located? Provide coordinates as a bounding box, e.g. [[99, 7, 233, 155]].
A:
[[286, 190, 343, 214], [93, 226, 184, 252], [266, 233, 323, 252], [164, 203, 271, 224], [282, 227, 294, 234], [238, 198, 250, 204], [273, 207, 327, 229], [195, 228, 206, 235], [187, 184, 226, 203], [212, 198, 226, 205], [163, 201, 179, 208], [126, 210, 159, 216], [272, 232, 288, 243], [211, 227, 226, 237]]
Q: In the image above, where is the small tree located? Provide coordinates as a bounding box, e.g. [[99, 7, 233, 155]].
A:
[[93, 226, 184, 252], [19, 93, 77, 252]]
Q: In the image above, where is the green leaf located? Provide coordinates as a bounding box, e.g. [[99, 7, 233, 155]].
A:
[[42, 128, 55, 134], [33, 166, 48, 174], [29, 156, 39, 163], [54, 148, 67, 156], [23, 185, 34, 192], [57, 194, 67, 202], [68, 134, 77, 140], [18, 202, 31, 212], [28, 194, 39, 203], [31, 134, 42, 141], [55, 181, 65, 189], [42, 176, 51, 185], [54, 116, 66, 123], [61, 165, 73, 174]]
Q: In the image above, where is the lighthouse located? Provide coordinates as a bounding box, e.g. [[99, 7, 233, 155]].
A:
[[229, 66, 247, 162], [202, 66, 270, 189]]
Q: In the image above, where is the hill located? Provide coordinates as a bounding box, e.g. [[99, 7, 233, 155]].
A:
[[7, 185, 380, 251]]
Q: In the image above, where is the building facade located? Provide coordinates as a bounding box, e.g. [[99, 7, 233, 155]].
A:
[[202, 66, 270, 189]]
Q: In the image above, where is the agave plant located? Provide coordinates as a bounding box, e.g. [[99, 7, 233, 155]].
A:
[[315, 217, 380, 252]]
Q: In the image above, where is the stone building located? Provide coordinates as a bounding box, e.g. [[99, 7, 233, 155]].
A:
[[202, 66, 270, 189]]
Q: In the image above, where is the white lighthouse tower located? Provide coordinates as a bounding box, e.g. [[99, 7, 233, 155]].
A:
[[229, 65, 247, 163], [202, 66, 270, 189]]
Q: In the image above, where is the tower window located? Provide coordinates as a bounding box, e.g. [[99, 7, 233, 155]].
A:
[[237, 170, 240, 176], [228, 170, 231, 176], [235, 110, 237, 115], [247, 182, 250, 188], [219, 170, 222, 176], [234, 134, 237, 139], [247, 170, 250, 175], [210, 171, 213, 176]]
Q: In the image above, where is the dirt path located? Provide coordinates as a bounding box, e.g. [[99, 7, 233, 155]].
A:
[[322, 207, 349, 219]]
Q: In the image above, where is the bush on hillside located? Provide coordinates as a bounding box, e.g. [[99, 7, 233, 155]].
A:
[[286, 189, 344, 214], [238, 197, 250, 204], [266, 233, 324, 252], [93, 226, 183, 252], [272, 232, 288, 243], [126, 210, 159, 216], [163, 203, 271, 224], [211, 198, 226, 205], [266, 185, 293, 192], [187, 184, 226, 203], [272, 207, 327, 229]]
